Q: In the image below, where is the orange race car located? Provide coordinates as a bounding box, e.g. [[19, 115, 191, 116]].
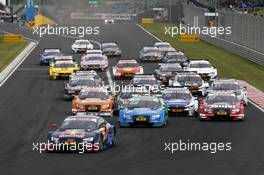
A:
[[72, 88, 114, 117], [112, 59, 143, 79]]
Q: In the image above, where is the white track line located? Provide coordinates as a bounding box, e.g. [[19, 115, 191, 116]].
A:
[[136, 23, 264, 113], [136, 24, 162, 42]]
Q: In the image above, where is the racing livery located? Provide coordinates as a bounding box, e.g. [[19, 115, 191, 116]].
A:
[[72, 88, 114, 117], [39, 48, 63, 65], [138, 47, 163, 62], [169, 72, 209, 96], [80, 54, 108, 71], [101, 42, 121, 56], [206, 79, 248, 105], [64, 77, 103, 100], [112, 59, 143, 79], [162, 87, 198, 116], [47, 115, 117, 152], [154, 63, 183, 84], [49, 60, 79, 80], [71, 39, 94, 53], [185, 60, 217, 80], [119, 95, 168, 127], [199, 92, 245, 121]]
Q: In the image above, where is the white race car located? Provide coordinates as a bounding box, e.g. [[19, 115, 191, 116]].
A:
[[71, 39, 94, 53], [104, 19, 115, 24], [185, 60, 217, 80]]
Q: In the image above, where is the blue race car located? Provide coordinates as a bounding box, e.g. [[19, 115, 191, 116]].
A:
[[162, 87, 198, 117], [39, 48, 63, 65], [119, 95, 168, 127], [46, 115, 117, 153]]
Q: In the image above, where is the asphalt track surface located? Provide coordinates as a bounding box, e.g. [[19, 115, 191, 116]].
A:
[[1, 22, 264, 175]]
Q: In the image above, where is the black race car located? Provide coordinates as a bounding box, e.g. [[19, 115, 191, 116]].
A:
[[101, 42, 121, 57], [154, 63, 183, 84], [164, 51, 189, 67], [138, 47, 163, 62], [47, 115, 117, 153], [64, 77, 103, 100]]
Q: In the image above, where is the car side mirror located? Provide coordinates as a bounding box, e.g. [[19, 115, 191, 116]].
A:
[[50, 123, 57, 130], [99, 127, 105, 132], [243, 86, 247, 91]]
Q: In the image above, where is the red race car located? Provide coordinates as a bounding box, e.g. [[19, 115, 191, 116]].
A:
[[112, 59, 143, 79], [199, 92, 245, 121]]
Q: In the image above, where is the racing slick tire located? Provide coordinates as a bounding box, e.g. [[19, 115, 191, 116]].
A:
[[112, 129, 118, 146], [49, 75, 57, 80]]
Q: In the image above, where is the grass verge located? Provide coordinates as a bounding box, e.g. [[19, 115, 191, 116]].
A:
[[142, 23, 264, 92], [0, 36, 29, 71]]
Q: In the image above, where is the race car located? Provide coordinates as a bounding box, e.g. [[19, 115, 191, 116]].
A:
[[112, 59, 144, 79], [154, 63, 183, 84], [185, 60, 217, 80], [80, 54, 108, 71], [104, 19, 114, 24], [53, 56, 74, 64], [71, 39, 94, 53], [49, 60, 80, 80], [199, 92, 245, 121], [206, 79, 248, 105], [72, 88, 114, 117], [101, 42, 121, 57], [169, 72, 209, 96], [119, 95, 168, 127], [114, 88, 149, 113], [154, 42, 173, 54], [138, 47, 163, 62], [85, 49, 103, 55], [64, 77, 104, 100], [47, 115, 117, 152], [129, 75, 164, 95], [164, 51, 189, 67], [69, 70, 101, 81], [39, 48, 63, 65], [162, 87, 198, 116]]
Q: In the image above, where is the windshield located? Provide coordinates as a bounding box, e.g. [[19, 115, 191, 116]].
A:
[[167, 55, 186, 60], [76, 41, 89, 45], [127, 98, 161, 108], [133, 79, 157, 85], [160, 66, 182, 72], [54, 63, 75, 68], [206, 95, 238, 104], [163, 92, 191, 100], [156, 44, 170, 48], [190, 63, 212, 68], [103, 44, 117, 49], [145, 49, 159, 54], [177, 76, 202, 82], [79, 91, 109, 100], [69, 79, 98, 87], [60, 120, 97, 130], [212, 83, 240, 91], [84, 56, 104, 61], [118, 63, 138, 68]]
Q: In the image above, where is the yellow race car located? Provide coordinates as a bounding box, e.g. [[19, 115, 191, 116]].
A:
[[49, 60, 80, 80]]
